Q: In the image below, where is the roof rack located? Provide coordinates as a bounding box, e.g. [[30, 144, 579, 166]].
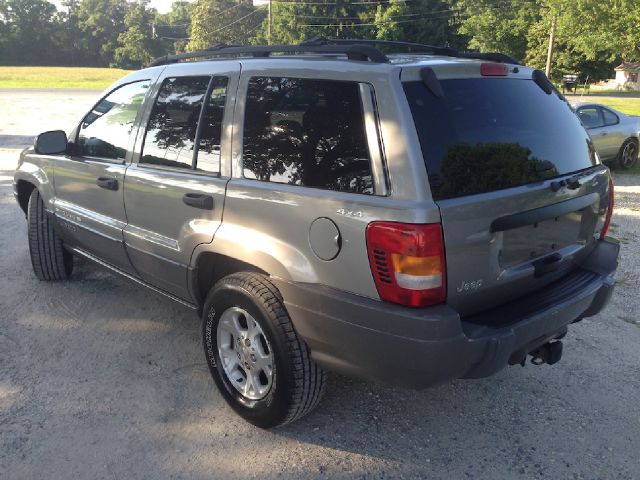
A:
[[149, 42, 389, 67], [148, 38, 520, 68], [302, 37, 520, 65], [300, 37, 458, 57]]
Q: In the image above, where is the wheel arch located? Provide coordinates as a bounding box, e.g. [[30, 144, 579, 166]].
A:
[[190, 251, 269, 307], [16, 179, 37, 215], [14, 159, 54, 215]]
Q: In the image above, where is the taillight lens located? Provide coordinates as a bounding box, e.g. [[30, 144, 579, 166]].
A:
[[366, 222, 446, 307], [480, 63, 508, 76], [600, 178, 614, 239]]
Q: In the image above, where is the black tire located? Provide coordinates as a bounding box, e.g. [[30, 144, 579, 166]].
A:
[[616, 138, 638, 170], [202, 272, 326, 428], [27, 189, 73, 281]]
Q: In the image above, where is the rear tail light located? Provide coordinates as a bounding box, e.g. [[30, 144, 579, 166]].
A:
[[600, 178, 614, 239], [480, 63, 508, 76], [366, 222, 446, 308]]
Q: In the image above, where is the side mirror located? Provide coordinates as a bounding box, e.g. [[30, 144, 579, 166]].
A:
[[35, 130, 68, 155]]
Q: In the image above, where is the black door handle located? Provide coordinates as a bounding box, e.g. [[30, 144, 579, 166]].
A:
[[96, 177, 118, 191], [182, 193, 214, 210]]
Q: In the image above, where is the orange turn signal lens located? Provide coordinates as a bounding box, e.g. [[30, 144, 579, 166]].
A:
[[391, 254, 441, 276]]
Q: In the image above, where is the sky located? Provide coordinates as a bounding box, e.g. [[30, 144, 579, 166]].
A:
[[48, 0, 196, 14], [49, 0, 268, 14]]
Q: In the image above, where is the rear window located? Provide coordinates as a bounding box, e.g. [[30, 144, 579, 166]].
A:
[[404, 78, 598, 200]]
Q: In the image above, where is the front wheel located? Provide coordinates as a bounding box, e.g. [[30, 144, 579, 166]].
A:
[[617, 139, 638, 170], [27, 189, 73, 281], [202, 272, 326, 428]]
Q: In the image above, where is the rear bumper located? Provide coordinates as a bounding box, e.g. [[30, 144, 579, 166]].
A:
[[275, 239, 619, 389]]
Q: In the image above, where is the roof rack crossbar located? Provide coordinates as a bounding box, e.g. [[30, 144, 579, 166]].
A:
[[149, 43, 389, 67]]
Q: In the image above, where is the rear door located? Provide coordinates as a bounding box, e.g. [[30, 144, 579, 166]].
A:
[[54, 79, 153, 274], [403, 73, 610, 316], [123, 62, 238, 300], [601, 107, 625, 156]]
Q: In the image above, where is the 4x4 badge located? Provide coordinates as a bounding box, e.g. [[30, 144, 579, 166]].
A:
[[336, 208, 363, 218]]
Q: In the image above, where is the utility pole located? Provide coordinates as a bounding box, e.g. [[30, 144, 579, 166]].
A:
[[545, 14, 557, 77], [268, 0, 272, 45]]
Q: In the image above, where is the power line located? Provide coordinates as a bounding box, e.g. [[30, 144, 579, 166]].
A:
[[298, 12, 468, 27], [207, 8, 266, 36], [292, 7, 467, 21], [154, 0, 248, 29]]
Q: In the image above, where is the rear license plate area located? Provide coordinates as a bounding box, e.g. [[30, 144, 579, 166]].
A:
[[499, 211, 585, 268]]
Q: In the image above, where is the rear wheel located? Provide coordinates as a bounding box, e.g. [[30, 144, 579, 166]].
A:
[[202, 272, 326, 428], [617, 138, 638, 169], [27, 189, 73, 281]]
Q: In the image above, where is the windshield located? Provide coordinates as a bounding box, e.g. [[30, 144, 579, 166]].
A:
[[403, 78, 598, 200]]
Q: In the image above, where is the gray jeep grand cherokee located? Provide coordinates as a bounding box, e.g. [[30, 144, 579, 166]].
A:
[[14, 40, 619, 428]]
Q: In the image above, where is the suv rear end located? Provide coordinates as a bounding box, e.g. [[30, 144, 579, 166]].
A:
[[282, 57, 618, 387]]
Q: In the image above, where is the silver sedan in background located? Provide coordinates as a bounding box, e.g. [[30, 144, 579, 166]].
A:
[[574, 102, 640, 169]]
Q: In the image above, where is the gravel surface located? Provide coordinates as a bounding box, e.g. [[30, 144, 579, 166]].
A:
[[1, 90, 639, 480]]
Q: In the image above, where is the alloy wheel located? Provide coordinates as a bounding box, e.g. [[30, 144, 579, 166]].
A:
[[217, 306, 274, 400]]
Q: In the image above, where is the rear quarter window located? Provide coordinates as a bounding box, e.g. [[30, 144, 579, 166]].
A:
[[404, 78, 598, 200], [242, 77, 374, 195]]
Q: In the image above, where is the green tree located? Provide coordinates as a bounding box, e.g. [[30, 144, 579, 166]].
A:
[[56, 0, 88, 65], [456, 0, 635, 81], [524, 10, 611, 81], [374, 0, 464, 49], [155, 0, 193, 54], [0, 0, 60, 64], [114, 0, 160, 68], [558, 0, 640, 63], [188, 0, 261, 50], [76, 0, 129, 66], [457, 0, 541, 62], [252, 0, 376, 45]]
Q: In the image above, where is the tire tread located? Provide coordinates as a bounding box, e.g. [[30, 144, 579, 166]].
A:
[[216, 272, 326, 426], [27, 189, 72, 281]]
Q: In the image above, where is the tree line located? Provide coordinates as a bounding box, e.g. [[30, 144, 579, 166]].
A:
[[0, 0, 638, 79]]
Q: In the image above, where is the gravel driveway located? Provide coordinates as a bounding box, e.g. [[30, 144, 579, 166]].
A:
[[1, 90, 639, 479]]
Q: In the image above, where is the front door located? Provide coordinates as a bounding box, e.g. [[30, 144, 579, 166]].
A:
[[54, 79, 154, 274], [123, 62, 239, 300]]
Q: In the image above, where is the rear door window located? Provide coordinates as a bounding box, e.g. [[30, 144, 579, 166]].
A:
[[242, 77, 374, 195], [404, 78, 597, 200], [141, 76, 228, 173], [602, 108, 619, 126], [577, 106, 604, 128]]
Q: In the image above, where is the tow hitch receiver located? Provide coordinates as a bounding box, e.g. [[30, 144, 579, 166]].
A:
[[529, 341, 563, 365]]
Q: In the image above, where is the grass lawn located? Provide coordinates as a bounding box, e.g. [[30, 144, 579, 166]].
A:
[[588, 96, 640, 116], [0, 66, 133, 89]]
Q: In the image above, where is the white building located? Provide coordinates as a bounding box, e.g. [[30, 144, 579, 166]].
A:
[[614, 62, 640, 89]]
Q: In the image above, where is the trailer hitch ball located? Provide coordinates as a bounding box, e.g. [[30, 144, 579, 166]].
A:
[[530, 341, 563, 366]]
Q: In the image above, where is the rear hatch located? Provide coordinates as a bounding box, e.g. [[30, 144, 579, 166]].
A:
[[402, 64, 611, 317]]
